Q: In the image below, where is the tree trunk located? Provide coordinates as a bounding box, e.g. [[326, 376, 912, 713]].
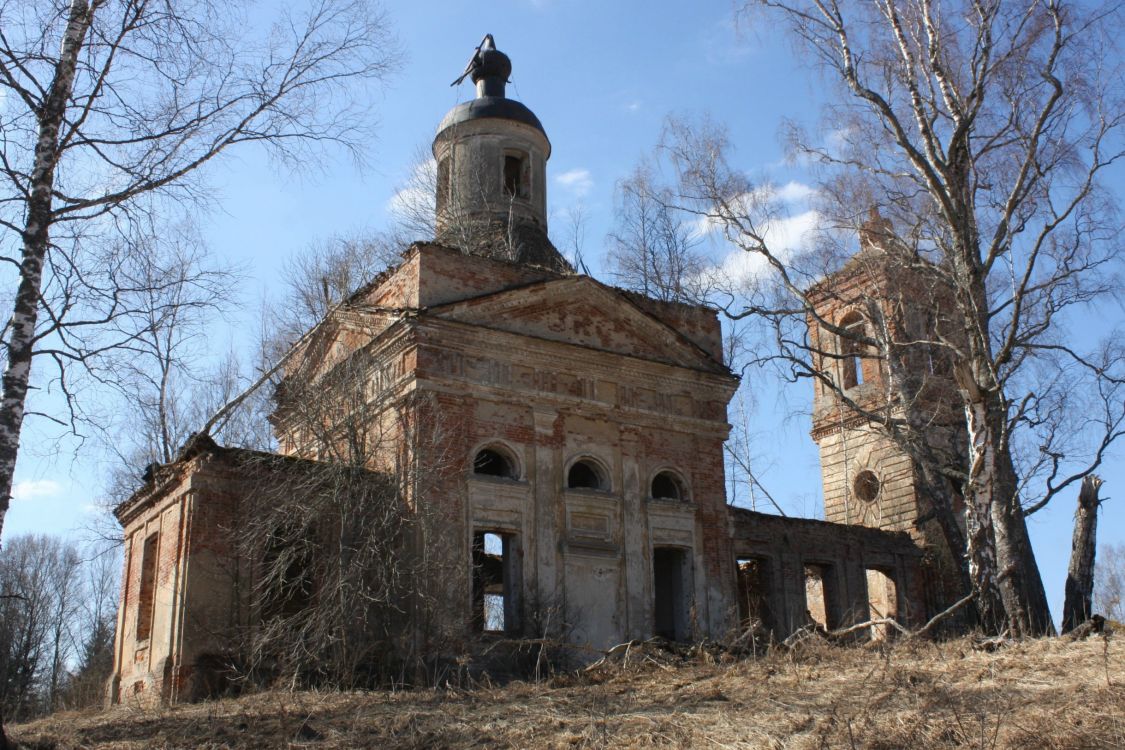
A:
[[0, 0, 96, 540], [966, 393, 1054, 637], [0, 4, 96, 743], [963, 399, 1007, 632], [963, 393, 1053, 636], [1062, 475, 1103, 633]]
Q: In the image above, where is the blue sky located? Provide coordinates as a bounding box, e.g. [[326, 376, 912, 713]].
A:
[[4, 0, 1123, 625]]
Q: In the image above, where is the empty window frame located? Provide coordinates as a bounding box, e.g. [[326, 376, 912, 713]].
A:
[[136, 533, 159, 641], [472, 531, 519, 634], [854, 470, 881, 503], [803, 563, 840, 631], [473, 446, 517, 479], [653, 547, 692, 641], [567, 459, 607, 491], [436, 156, 451, 213], [651, 471, 687, 501], [838, 312, 866, 389], [502, 151, 530, 199], [865, 568, 899, 641], [735, 557, 774, 633], [261, 525, 315, 622]]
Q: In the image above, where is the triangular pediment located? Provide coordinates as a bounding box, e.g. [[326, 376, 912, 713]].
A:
[[425, 277, 726, 372], [282, 307, 401, 386]]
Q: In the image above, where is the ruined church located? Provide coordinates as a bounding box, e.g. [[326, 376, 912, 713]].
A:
[[107, 38, 960, 705]]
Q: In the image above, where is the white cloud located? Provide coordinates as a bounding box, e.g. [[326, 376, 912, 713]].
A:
[[693, 181, 817, 241], [702, 209, 821, 287], [760, 209, 820, 255], [689, 179, 821, 290], [555, 168, 593, 198], [12, 479, 62, 502], [775, 181, 815, 204], [624, 100, 642, 113], [386, 157, 436, 221]]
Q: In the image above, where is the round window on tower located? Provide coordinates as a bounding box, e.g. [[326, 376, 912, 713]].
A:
[[854, 470, 881, 502]]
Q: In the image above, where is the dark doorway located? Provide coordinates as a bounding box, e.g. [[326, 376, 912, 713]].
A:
[[736, 557, 774, 633], [653, 547, 691, 641]]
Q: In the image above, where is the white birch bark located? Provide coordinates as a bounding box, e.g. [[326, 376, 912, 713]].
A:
[[0, 0, 99, 542], [964, 399, 1004, 631]]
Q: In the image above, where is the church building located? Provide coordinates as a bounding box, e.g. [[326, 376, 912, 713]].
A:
[[107, 37, 951, 705]]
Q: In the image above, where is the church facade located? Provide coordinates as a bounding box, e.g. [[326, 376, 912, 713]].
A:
[[107, 39, 951, 705]]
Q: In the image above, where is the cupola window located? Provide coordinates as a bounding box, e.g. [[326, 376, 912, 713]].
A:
[[437, 156, 451, 213], [503, 151, 530, 200]]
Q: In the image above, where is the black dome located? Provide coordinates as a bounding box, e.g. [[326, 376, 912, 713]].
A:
[[436, 96, 549, 144]]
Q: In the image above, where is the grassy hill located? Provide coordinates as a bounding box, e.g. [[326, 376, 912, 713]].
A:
[[10, 635, 1123, 749]]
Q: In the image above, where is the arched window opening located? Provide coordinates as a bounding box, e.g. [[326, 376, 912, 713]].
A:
[[567, 459, 605, 490], [651, 471, 686, 501], [854, 470, 881, 502], [839, 312, 866, 389], [473, 447, 516, 479]]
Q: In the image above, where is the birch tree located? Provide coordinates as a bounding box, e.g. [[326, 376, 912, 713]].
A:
[[0, 0, 399, 546], [666, 0, 1124, 635], [607, 161, 705, 302]]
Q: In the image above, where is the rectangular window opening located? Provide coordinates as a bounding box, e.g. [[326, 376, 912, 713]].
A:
[[803, 563, 840, 631], [136, 533, 159, 642], [865, 568, 899, 641], [735, 557, 773, 633], [437, 157, 451, 213], [473, 531, 518, 634], [503, 153, 529, 199], [653, 547, 692, 641]]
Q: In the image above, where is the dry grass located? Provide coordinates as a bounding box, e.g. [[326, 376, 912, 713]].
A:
[[10, 635, 1124, 749]]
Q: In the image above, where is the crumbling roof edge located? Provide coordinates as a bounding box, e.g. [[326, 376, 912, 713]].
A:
[[112, 434, 391, 526], [728, 506, 920, 549]]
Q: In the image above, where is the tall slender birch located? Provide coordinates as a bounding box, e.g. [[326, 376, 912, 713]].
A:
[[0, 0, 98, 559], [0, 0, 399, 542]]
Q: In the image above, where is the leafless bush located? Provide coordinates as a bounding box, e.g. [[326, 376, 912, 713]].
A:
[[214, 335, 464, 691]]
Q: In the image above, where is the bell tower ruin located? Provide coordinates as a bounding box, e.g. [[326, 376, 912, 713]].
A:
[[807, 212, 968, 613]]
